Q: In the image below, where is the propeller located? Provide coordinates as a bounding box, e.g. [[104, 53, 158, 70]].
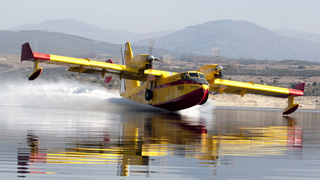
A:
[[222, 61, 239, 71], [145, 38, 164, 70], [214, 61, 239, 79]]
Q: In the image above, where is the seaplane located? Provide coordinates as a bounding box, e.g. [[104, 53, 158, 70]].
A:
[[21, 42, 304, 114]]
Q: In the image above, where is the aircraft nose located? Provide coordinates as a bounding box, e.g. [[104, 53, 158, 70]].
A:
[[199, 84, 209, 105], [202, 84, 209, 90], [201, 84, 209, 93]]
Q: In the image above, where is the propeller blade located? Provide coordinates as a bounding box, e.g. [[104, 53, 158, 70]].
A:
[[222, 61, 239, 71], [148, 37, 155, 55], [161, 55, 171, 64], [120, 46, 125, 65]]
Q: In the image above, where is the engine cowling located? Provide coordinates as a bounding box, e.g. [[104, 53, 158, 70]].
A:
[[197, 64, 223, 83]]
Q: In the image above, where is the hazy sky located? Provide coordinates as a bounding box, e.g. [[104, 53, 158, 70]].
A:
[[1, 0, 319, 34]]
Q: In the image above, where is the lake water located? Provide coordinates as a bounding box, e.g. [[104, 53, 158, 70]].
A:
[[1, 80, 320, 180]]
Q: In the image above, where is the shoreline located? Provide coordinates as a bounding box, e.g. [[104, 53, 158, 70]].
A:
[[210, 94, 320, 110]]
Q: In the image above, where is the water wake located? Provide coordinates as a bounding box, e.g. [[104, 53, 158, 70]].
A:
[[0, 79, 215, 114], [0, 79, 155, 111]]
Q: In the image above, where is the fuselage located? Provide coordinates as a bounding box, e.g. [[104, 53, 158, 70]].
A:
[[120, 71, 210, 111]]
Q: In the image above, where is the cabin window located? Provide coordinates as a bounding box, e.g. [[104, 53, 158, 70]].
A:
[[189, 73, 199, 78], [180, 73, 190, 79]]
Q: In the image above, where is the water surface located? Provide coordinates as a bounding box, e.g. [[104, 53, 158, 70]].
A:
[[1, 80, 320, 179]]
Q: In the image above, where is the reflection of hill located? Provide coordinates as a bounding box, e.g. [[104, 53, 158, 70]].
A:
[[17, 112, 302, 177]]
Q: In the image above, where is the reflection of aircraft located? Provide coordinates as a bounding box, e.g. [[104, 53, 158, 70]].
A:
[[16, 113, 303, 178], [21, 42, 304, 114]]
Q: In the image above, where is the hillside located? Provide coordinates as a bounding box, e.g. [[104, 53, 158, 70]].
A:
[[0, 30, 175, 58], [10, 19, 176, 44], [273, 28, 320, 44], [135, 20, 320, 62]]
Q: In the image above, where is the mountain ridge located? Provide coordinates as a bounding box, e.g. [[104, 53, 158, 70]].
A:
[[135, 20, 320, 61], [9, 19, 176, 44], [4, 19, 320, 62], [273, 28, 320, 44], [0, 30, 175, 58]]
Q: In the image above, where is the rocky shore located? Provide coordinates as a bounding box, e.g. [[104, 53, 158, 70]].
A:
[[211, 94, 320, 110]]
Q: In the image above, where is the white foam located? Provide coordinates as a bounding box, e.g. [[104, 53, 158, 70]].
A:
[[0, 79, 216, 114], [0, 79, 158, 111]]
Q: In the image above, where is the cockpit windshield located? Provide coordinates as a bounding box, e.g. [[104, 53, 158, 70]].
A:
[[180, 72, 206, 79], [189, 73, 199, 78]]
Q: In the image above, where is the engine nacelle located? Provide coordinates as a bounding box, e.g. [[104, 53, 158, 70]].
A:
[[197, 64, 223, 83], [126, 54, 153, 73]]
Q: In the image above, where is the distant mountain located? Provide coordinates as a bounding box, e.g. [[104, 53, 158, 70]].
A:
[[10, 19, 176, 44], [0, 30, 175, 57], [135, 20, 320, 61], [273, 28, 320, 44]]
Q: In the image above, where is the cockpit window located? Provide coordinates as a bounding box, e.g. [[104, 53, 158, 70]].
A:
[[181, 72, 206, 79], [189, 73, 199, 78], [199, 73, 205, 79]]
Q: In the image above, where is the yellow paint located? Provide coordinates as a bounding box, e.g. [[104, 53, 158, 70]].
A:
[[34, 59, 39, 70], [24, 42, 303, 113], [288, 95, 294, 106]]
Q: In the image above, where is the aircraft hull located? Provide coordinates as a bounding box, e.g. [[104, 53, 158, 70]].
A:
[[120, 78, 210, 112], [152, 86, 209, 111]]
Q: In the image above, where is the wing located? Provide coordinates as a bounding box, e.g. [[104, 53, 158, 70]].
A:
[[21, 43, 163, 81], [210, 78, 305, 115], [211, 79, 304, 97]]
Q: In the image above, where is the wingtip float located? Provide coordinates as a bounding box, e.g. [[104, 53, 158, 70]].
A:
[[20, 42, 305, 114]]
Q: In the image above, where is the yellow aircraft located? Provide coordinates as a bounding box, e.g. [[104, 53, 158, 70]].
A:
[[21, 42, 304, 114]]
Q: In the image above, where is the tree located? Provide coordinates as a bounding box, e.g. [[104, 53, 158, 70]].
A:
[[313, 81, 318, 86]]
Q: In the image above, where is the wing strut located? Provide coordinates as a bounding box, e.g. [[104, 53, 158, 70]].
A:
[[28, 59, 42, 81]]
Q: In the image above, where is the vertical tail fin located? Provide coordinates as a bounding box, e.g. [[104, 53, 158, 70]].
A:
[[122, 42, 140, 91]]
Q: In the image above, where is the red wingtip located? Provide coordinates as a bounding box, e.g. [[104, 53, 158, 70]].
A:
[[106, 59, 113, 64], [21, 43, 34, 62]]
